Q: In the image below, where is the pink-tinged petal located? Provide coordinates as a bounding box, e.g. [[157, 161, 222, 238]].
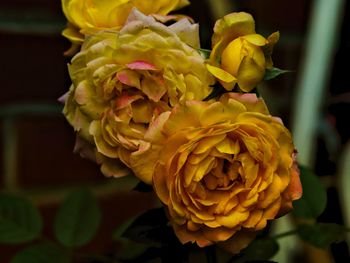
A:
[[144, 111, 171, 142], [169, 18, 200, 48], [141, 77, 167, 102], [116, 70, 140, 88], [115, 94, 143, 110], [221, 93, 270, 114], [126, 60, 157, 71], [58, 92, 69, 104], [273, 117, 284, 125], [96, 153, 131, 178], [73, 136, 96, 163]]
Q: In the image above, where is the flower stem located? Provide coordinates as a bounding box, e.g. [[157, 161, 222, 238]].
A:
[[271, 229, 298, 239]]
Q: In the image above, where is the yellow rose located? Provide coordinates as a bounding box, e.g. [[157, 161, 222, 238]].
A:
[[62, 9, 214, 179], [135, 93, 302, 247], [207, 12, 279, 92], [61, 0, 190, 44]]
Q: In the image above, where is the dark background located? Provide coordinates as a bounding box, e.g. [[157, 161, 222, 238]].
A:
[[0, 0, 349, 262]]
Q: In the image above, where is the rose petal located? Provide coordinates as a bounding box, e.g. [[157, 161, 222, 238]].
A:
[[126, 60, 157, 71]]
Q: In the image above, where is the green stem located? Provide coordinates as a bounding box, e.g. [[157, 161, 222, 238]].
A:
[[271, 229, 298, 239]]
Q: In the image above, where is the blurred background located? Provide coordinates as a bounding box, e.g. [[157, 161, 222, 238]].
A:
[[0, 0, 349, 262]]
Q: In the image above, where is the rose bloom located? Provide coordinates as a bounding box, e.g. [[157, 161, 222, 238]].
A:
[[207, 12, 279, 92], [135, 93, 302, 247], [61, 0, 189, 44], [62, 9, 214, 178]]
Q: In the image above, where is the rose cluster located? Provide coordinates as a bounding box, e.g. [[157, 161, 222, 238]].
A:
[[61, 0, 302, 251]]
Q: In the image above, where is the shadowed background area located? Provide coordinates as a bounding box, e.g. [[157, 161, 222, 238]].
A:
[[0, 0, 349, 262]]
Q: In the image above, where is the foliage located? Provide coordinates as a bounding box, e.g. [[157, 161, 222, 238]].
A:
[[1, 168, 348, 263]]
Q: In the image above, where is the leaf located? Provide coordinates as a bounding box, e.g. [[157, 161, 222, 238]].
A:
[[117, 240, 153, 261], [122, 207, 174, 247], [0, 193, 42, 244], [298, 223, 347, 249], [235, 238, 279, 263], [198, 48, 211, 59], [263, 67, 291, 81], [54, 188, 101, 247], [293, 166, 327, 219], [133, 181, 153, 192], [10, 243, 70, 263]]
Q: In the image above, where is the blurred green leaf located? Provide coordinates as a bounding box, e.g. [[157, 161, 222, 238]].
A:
[[235, 238, 279, 263], [54, 188, 101, 247], [10, 243, 70, 263], [293, 166, 327, 219], [263, 67, 291, 81], [298, 223, 347, 249], [113, 216, 138, 241], [122, 207, 173, 247], [0, 193, 42, 244], [117, 240, 152, 261]]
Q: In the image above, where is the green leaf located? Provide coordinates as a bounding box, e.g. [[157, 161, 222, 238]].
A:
[[298, 223, 347, 249], [263, 67, 291, 80], [0, 193, 42, 244], [117, 240, 152, 261], [114, 216, 155, 260], [293, 166, 327, 219], [122, 207, 174, 247], [198, 48, 211, 59], [10, 243, 70, 263], [236, 238, 279, 263], [54, 188, 101, 247]]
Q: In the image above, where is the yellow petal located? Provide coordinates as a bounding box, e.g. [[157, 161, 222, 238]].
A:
[[215, 138, 240, 154], [212, 12, 256, 47], [153, 163, 170, 203], [216, 209, 250, 228], [258, 174, 282, 209], [62, 23, 84, 44], [173, 224, 212, 247], [242, 210, 263, 228], [237, 56, 265, 92], [264, 31, 280, 68], [242, 34, 267, 46], [221, 38, 243, 76], [206, 64, 237, 84], [199, 99, 245, 126], [193, 134, 226, 154], [203, 227, 236, 242]]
